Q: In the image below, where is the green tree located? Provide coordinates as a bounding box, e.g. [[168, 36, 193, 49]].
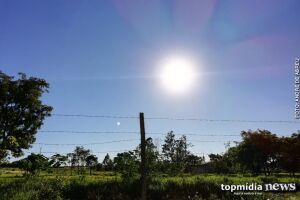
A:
[[50, 154, 68, 174], [208, 154, 228, 173], [134, 137, 160, 176], [236, 130, 279, 175], [20, 153, 49, 175], [50, 154, 68, 168], [102, 153, 113, 171], [72, 146, 90, 174], [175, 135, 191, 171], [278, 132, 300, 176], [67, 152, 78, 176], [113, 151, 138, 180], [162, 131, 176, 163], [86, 154, 98, 175], [0, 72, 52, 162], [184, 154, 204, 172], [162, 132, 192, 173], [222, 146, 241, 173]]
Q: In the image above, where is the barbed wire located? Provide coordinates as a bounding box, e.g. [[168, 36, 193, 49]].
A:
[[33, 139, 238, 146], [27, 151, 211, 156], [35, 139, 139, 146], [38, 130, 140, 134], [51, 113, 300, 123], [191, 140, 239, 143], [27, 150, 132, 155], [38, 130, 240, 137], [28, 113, 297, 158], [145, 117, 300, 123], [52, 114, 138, 119]]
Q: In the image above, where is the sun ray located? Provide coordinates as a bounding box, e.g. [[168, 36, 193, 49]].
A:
[[158, 56, 197, 94]]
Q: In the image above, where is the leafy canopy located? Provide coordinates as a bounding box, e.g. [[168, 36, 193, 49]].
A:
[[0, 72, 52, 161]]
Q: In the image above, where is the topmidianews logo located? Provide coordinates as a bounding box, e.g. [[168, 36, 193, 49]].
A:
[[221, 183, 297, 193]]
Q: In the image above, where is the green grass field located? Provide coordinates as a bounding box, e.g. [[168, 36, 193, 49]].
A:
[[0, 168, 299, 200]]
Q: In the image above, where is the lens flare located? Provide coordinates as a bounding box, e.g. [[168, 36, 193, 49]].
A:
[[159, 56, 197, 94]]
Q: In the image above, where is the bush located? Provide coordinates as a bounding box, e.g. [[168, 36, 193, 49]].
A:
[[0, 178, 64, 200], [0, 175, 299, 200], [31, 179, 64, 200]]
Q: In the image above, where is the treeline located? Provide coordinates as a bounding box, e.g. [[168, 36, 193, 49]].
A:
[[5, 131, 204, 177], [208, 130, 300, 176], [6, 146, 98, 176], [2, 130, 300, 177], [111, 129, 300, 177]]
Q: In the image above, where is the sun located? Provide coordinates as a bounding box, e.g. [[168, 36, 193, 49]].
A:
[[158, 55, 197, 94]]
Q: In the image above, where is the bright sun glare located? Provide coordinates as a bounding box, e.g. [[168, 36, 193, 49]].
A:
[[159, 56, 197, 94]]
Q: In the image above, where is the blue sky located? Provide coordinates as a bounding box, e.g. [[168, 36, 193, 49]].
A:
[[1, 0, 300, 160]]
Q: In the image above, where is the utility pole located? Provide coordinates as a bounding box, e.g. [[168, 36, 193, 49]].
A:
[[139, 112, 147, 200]]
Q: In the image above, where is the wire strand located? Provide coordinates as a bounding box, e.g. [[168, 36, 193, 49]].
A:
[[38, 130, 240, 137], [35, 139, 139, 146], [34, 139, 238, 146], [51, 113, 300, 123], [52, 114, 138, 119], [38, 130, 140, 134], [27, 150, 132, 154]]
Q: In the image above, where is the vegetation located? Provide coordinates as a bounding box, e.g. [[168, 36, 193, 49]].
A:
[[0, 130, 298, 199], [0, 170, 299, 200], [0, 71, 52, 162], [17, 153, 50, 175], [86, 155, 98, 175], [207, 130, 300, 176], [4, 130, 298, 178]]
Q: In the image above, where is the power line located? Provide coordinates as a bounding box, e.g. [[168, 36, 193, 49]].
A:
[[194, 153, 210, 156], [27, 150, 131, 155], [38, 130, 240, 137], [191, 140, 240, 143], [34, 139, 239, 146], [93, 150, 132, 154], [27, 151, 214, 157], [145, 117, 300, 123], [28, 151, 212, 156], [35, 139, 139, 146], [52, 114, 138, 119], [146, 132, 240, 136], [149, 133, 240, 137], [156, 138, 239, 143], [38, 130, 140, 134], [51, 113, 300, 123]]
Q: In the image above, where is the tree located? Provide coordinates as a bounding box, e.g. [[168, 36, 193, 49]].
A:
[[50, 154, 68, 174], [278, 132, 300, 176], [222, 146, 241, 173], [50, 154, 68, 168], [113, 151, 138, 180], [67, 153, 78, 176], [184, 154, 204, 172], [208, 154, 225, 173], [86, 154, 98, 175], [19, 153, 49, 175], [174, 135, 191, 171], [0, 72, 52, 162], [162, 132, 192, 173], [236, 130, 279, 175], [134, 137, 160, 176], [102, 153, 113, 171], [72, 146, 90, 174], [162, 131, 176, 163]]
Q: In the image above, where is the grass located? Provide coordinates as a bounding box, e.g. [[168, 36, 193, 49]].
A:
[[0, 168, 299, 200]]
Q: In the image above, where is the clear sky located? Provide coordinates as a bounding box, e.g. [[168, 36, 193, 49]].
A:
[[1, 0, 300, 161]]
